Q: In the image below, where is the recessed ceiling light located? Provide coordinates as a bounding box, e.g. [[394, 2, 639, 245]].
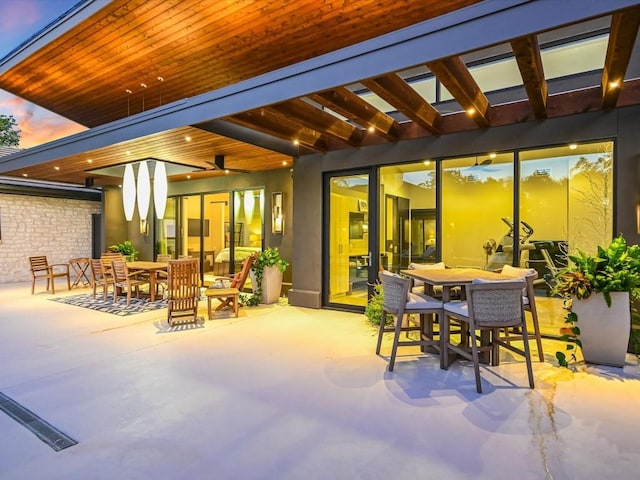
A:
[[140, 83, 147, 88], [489, 152, 497, 159], [87, 159, 93, 164], [609, 80, 619, 89], [186, 175, 191, 180], [157, 76, 164, 82], [54, 166, 60, 171], [225, 169, 230, 174], [423, 160, 431, 166], [185, 135, 191, 142], [292, 139, 299, 146], [367, 126, 375, 133], [569, 143, 578, 150], [466, 108, 476, 116], [126, 150, 131, 155], [125, 89, 132, 94], [282, 161, 288, 166], [22, 173, 28, 177]]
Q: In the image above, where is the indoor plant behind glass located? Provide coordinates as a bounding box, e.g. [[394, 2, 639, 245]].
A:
[[553, 235, 640, 367], [108, 240, 138, 262], [250, 247, 288, 304]]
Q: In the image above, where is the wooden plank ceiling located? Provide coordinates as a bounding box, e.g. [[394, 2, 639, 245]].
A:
[[1, 1, 640, 186]]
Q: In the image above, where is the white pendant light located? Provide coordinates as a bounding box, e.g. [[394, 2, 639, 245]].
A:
[[122, 163, 136, 221], [137, 160, 151, 220], [153, 160, 168, 219]]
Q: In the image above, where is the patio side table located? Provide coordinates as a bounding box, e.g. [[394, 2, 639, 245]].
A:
[[69, 257, 91, 288]]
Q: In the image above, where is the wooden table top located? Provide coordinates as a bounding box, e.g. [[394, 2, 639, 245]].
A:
[[127, 261, 168, 270], [401, 268, 507, 286]]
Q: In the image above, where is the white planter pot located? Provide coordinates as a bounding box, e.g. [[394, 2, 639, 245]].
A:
[[250, 266, 283, 304], [571, 292, 630, 367]]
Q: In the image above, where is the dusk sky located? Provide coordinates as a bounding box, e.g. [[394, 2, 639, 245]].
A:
[[0, 0, 86, 148]]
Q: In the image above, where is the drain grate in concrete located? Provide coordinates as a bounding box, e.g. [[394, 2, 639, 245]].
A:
[[0, 392, 77, 451]]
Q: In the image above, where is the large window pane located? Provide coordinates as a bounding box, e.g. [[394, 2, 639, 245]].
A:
[[441, 153, 514, 269], [380, 160, 436, 272], [520, 140, 614, 336]]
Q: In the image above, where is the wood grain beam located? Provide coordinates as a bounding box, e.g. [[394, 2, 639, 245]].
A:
[[226, 109, 328, 152], [309, 87, 400, 142], [426, 56, 491, 128], [511, 35, 548, 119], [270, 99, 363, 146], [602, 7, 640, 109], [361, 73, 442, 134]]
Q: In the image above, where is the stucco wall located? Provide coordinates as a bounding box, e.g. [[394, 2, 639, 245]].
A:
[[0, 193, 101, 283]]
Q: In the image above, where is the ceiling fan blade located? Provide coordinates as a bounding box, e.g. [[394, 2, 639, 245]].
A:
[[209, 154, 250, 173], [480, 159, 492, 166]]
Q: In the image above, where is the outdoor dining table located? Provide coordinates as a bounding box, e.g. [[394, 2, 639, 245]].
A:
[[401, 267, 507, 302], [401, 267, 509, 366], [126, 261, 168, 302]]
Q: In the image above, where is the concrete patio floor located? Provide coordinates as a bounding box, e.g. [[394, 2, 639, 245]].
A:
[[1, 282, 639, 480]]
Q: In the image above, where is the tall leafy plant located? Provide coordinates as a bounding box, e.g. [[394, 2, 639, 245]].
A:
[[553, 235, 640, 366]]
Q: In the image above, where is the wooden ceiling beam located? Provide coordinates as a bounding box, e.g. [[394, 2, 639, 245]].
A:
[[511, 35, 548, 119], [308, 87, 400, 142], [227, 109, 328, 152], [601, 7, 640, 109], [270, 99, 363, 146], [426, 56, 491, 128], [361, 73, 441, 134]]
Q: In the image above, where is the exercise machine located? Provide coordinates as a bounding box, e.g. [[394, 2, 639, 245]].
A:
[[483, 217, 535, 270]]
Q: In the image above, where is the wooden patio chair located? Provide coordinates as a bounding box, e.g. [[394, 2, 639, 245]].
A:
[[166, 258, 201, 326], [90, 258, 112, 301], [111, 258, 149, 306], [29, 255, 70, 294], [209, 253, 256, 312]]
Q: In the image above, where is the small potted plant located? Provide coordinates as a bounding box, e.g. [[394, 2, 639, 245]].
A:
[[250, 247, 288, 304], [108, 240, 138, 262], [553, 235, 640, 367]]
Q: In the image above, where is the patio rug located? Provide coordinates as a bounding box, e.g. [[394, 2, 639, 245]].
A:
[[49, 294, 167, 316]]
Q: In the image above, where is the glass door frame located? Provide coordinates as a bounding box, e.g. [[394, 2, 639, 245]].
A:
[[322, 167, 379, 311]]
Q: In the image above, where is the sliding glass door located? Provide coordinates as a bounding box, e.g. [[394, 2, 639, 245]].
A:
[[325, 171, 373, 308]]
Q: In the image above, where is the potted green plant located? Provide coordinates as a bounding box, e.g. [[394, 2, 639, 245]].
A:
[[108, 240, 138, 262], [250, 248, 288, 304], [553, 235, 640, 367]]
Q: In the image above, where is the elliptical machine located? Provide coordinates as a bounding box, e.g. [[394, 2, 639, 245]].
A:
[[483, 217, 535, 270]]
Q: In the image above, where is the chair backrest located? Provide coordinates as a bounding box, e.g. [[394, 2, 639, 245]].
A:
[[90, 259, 105, 281], [167, 259, 200, 298], [380, 272, 412, 314], [231, 253, 257, 290], [157, 254, 172, 262], [29, 255, 49, 271], [499, 264, 537, 299], [466, 279, 526, 327], [111, 258, 130, 284]]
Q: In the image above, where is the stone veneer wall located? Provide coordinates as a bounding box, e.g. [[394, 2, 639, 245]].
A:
[[0, 193, 101, 283]]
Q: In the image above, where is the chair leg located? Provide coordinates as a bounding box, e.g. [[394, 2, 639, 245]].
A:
[[469, 324, 483, 394], [388, 313, 405, 372], [66, 274, 70, 291], [521, 322, 536, 389], [375, 311, 387, 355], [31, 278, 35, 295], [528, 307, 545, 362], [50, 276, 55, 294], [441, 314, 450, 370]]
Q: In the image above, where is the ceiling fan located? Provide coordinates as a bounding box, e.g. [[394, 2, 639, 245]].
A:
[[207, 154, 251, 173], [471, 155, 493, 167]]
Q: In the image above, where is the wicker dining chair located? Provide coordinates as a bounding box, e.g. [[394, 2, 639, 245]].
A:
[[442, 279, 534, 393], [376, 271, 443, 371]]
